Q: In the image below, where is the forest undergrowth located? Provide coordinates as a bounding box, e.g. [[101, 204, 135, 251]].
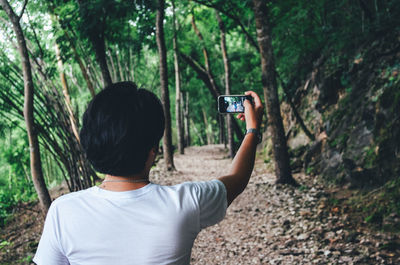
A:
[[1, 145, 399, 264]]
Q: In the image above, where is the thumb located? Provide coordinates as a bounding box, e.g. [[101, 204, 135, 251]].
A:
[[243, 98, 257, 129], [243, 98, 253, 116]]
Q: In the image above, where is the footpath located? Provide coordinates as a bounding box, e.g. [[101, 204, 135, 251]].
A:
[[0, 144, 399, 264], [154, 145, 400, 265]]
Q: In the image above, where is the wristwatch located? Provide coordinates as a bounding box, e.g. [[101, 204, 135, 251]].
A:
[[246, 128, 262, 144]]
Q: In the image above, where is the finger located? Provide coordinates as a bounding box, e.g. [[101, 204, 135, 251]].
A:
[[237, 113, 244, 120], [245, 91, 262, 108], [243, 98, 252, 109]]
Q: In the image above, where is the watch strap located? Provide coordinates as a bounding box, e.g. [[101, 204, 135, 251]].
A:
[[245, 128, 262, 144], [246, 128, 258, 134]]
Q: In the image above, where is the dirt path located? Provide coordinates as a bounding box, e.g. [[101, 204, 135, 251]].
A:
[[154, 145, 400, 264], [1, 145, 399, 264]]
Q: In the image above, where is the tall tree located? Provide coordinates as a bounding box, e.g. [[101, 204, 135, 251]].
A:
[[156, 0, 175, 170], [252, 0, 297, 185], [54, 43, 80, 142], [216, 11, 235, 158], [0, 0, 52, 214], [184, 92, 191, 147], [77, 0, 113, 87], [172, 0, 184, 154]]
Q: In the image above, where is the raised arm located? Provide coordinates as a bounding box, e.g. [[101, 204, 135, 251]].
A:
[[218, 91, 264, 206]]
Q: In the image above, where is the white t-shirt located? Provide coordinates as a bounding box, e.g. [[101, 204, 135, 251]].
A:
[[33, 180, 227, 265]]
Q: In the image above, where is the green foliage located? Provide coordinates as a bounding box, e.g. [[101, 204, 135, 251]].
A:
[[360, 178, 400, 231], [0, 240, 11, 250], [305, 166, 314, 175], [0, 124, 37, 227], [0, 0, 398, 236], [298, 185, 309, 192]]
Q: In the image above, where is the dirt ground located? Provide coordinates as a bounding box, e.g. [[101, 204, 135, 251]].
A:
[[1, 145, 399, 264]]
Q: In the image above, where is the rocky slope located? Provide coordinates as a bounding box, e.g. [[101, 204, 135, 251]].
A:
[[276, 32, 400, 188]]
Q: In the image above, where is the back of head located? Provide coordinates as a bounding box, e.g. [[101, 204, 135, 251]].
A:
[[80, 82, 165, 176]]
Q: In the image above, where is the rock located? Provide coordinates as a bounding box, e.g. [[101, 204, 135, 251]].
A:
[[297, 233, 310, 240]]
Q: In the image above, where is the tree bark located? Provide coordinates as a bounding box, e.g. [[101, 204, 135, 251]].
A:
[[184, 92, 191, 147], [115, 47, 125, 82], [92, 33, 112, 87], [156, 0, 175, 170], [107, 48, 118, 82], [172, 0, 184, 154], [129, 48, 135, 82], [252, 0, 297, 185], [0, 0, 52, 214], [55, 43, 80, 142], [216, 11, 235, 158]]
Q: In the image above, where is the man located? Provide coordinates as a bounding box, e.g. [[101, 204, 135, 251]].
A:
[[34, 81, 264, 264]]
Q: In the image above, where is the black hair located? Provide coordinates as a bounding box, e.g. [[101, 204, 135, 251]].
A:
[[80, 82, 165, 176]]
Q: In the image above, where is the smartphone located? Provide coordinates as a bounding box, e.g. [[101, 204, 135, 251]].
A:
[[218, 95, 252, 113]]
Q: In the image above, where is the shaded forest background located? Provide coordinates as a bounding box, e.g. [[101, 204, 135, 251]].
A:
[[0, 0, 399, 253]]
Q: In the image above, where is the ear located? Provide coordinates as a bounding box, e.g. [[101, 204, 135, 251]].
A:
[[150, 146, 157, 155], [150, 148, 155, 156], [148, 146, 158, 158]]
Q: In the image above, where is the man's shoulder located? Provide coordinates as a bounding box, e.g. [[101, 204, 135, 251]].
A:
[[51, 187, 96, 208], [164, 179, 225, 198], [167, 179, 221, 189]]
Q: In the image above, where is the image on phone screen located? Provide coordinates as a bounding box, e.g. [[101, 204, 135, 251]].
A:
[[218, 96, 246, 113]]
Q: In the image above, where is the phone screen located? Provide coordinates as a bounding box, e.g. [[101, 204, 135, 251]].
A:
[[218, 95, 248, 113]]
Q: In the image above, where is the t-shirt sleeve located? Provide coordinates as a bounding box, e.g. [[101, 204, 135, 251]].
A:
[[193, 179, 227, 229], [33, 202, 69, 265]]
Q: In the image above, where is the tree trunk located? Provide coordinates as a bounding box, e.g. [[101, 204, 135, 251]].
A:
[[184, 92, 191, 147], [55, 43, 80, 142], [0, 0, 52, 214], [115, 47, 125, 82], [92, 35, 112, 87], [252, 0, 297, 185], [129, 48, 135, 82], [216, 11, 235, 158], [172, 0, 184, 154], [77, 0, 112, 87], [156, 0, 175, 170], [107, 48, 118, 82]]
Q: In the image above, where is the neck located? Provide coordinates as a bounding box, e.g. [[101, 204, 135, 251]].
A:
[[99, 174, 150, 192]]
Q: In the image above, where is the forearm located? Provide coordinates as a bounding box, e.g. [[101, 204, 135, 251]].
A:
[[230, 133, 258, 178], [219, 132, 258, 205], [218, 90, 263, 206]]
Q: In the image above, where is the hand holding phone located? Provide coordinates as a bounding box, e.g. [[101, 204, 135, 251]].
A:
[[218, 95, 253, 114], [236, 91, 264, 130]]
